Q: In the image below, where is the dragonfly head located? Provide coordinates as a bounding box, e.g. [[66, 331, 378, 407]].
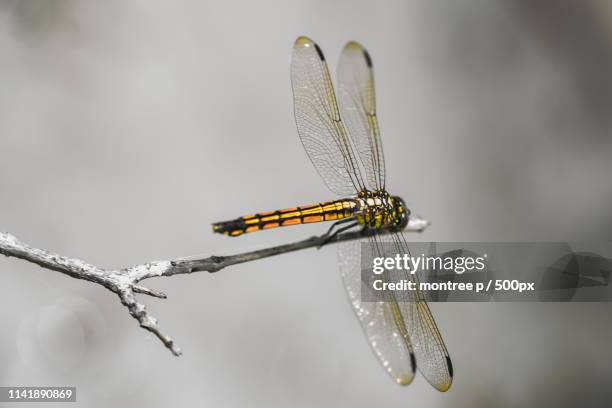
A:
[[391, 196, 410, 230]]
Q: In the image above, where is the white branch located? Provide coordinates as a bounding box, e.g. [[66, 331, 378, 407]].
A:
[[0, 215, 429, 356]]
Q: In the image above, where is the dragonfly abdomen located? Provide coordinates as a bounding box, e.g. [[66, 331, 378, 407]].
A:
[[212, 199, 357, 237]]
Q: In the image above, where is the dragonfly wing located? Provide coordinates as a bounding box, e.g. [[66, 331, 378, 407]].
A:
[[337, 41, 386, 191], [402, 298, 453, 391], [338, 239, 416, 385], [390, 233, 454, 391], [291, 36, 366, 196]]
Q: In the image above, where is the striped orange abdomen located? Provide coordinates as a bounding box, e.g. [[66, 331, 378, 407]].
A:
[[212, 199, 356, 237]]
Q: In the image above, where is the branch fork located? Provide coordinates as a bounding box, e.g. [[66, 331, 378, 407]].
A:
[[0, 215, 429, 356]]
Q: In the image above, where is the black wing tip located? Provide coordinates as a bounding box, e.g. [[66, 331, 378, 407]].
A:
[[294, 36, 325, 61], [313, 42, 326, 61], [363, 49, 373, 67], [446, 355, 454, 378], [345, 41, 373, 67], [410, 352, 417, 373]]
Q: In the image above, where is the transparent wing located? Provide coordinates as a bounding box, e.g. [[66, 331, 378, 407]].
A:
[[338, 41, 385, 191], [291, 36, 366, 196], [387, 233, 454, 392], [338, 239, 416, 385]]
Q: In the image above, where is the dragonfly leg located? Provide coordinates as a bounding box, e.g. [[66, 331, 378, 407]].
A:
[[317, 219, 360, 248], [319, 218, 354, 240]]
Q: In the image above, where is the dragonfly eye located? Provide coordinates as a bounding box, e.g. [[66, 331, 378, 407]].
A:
[[392, 196, 410, 230]]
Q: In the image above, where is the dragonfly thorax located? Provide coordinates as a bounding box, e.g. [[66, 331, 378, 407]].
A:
[[354, 191, 409, 230]]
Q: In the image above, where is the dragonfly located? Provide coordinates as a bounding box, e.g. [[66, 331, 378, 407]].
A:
[[212, 36, 453, 391]]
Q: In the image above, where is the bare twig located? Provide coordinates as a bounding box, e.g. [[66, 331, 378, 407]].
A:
[[0, 215, 429, 356]]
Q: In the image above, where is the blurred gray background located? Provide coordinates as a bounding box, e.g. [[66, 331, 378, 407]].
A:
[[1, 0, 612, 407]]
